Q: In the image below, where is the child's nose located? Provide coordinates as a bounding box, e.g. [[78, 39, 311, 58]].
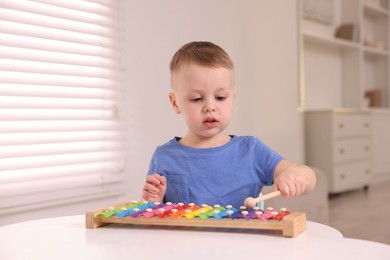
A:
[[203, 100, 216, 112]]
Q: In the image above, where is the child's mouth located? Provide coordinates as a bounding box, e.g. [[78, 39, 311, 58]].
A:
[[204, 118, 218, 127], [205, 118, 217, 123]]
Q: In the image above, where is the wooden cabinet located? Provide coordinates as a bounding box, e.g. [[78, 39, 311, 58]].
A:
[[305, 110, 373, 193]]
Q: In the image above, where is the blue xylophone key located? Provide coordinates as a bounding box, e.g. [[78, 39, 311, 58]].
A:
[[230, 210, 243, 220], [219, 207, 238, 219], [139, 203, 166, 218], [210, 206, 226, 220], [117, 210, 131, 217], [130, 202, 156, 218]]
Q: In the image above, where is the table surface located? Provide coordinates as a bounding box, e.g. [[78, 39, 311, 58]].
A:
[[0, 215, 389, 260]]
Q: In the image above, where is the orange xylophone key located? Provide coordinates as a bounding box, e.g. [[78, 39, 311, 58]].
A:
[[170, 203, 200, 218], [157, 202, 178, 218]]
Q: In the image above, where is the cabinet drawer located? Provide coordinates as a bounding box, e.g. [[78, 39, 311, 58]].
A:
[[332, 161, 372, 192], [333, 138, 371, 163], [332, 114, 371, 138]]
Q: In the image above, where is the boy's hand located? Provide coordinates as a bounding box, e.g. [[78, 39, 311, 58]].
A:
[[142, 173, 167, 202], [274, 168, 308, 197], [273, 160, 316, 197]]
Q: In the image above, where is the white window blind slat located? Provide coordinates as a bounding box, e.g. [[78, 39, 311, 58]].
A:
[[0, 120, 119, 133], [0, 108, 115, 121], [0, 20, 115, 47], [0, 58, 115, 78], [0, 84, 117, 98], [0, 108, 115, 120], [38, 0, 115, 15], [0, 161, 124, 183], [0, 46, 115, 67], [0, 7, 113, 37], [0, 0, 114, 24], [0, 32, 114, 57], [0, 96, 116, 109], [0, 141, 123, 159], [1, 131, 121, 145], [1, 151, 123, 172], [0, 71, 115, 88], [0, 0, 124, 214]]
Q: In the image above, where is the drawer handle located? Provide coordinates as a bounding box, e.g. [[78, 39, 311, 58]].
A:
[[339, 148, 345, 154], [364, 146, 370, 151], [340, 174, 346, 179], [364, 122, 370, 128], [338, 123, 344, 129]]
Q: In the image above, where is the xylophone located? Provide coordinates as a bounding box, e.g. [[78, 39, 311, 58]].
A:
[[86, 201, 307, 237]]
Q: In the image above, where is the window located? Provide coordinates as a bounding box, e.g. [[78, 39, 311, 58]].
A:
[[0, 0, 125, 215]]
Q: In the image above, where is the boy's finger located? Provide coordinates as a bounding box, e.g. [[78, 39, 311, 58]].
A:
[[146, 192, 158, 198], [277, 183, 290, 197], [146, 175, 161, 185], [144, 183, 160, 193], [153, 174, 166, 185]]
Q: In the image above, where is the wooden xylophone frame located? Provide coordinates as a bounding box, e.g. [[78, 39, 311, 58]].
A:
[[86, 202, 307, 237]]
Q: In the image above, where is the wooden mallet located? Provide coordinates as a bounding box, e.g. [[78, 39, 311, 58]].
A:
[[244, 190, 282, 208]]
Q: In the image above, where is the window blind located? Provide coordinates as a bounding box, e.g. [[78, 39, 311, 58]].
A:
[[0, 0, 125, 215]]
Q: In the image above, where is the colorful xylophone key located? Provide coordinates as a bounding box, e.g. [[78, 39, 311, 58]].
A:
[[99, 201, 291, 222], [86, 201, 306, 237]]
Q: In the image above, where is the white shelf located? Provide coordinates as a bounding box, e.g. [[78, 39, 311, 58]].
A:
[[300, 0, 389, 111], [363, 46, 389, 57], [364, 3, 389, 17], [303, 31, 359, 50], [301, 0, 390, 192], [367, 107, 390, 113]]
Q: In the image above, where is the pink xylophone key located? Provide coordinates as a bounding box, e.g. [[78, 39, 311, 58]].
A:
[[129, 202, 156, 218], [140, 202, 165, 218], [258, 207, 278, 220]]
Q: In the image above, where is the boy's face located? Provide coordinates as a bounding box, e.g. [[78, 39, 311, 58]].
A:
[[169, 63, 235, 140]]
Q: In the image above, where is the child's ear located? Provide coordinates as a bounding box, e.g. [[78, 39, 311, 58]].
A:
[[169, 92, 181, 114]]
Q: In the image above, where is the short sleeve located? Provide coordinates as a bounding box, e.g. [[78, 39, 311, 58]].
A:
[[251, 137, 284, 186]]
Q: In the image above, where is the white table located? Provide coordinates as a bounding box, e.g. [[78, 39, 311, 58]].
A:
[[0, 215, 389, 260]]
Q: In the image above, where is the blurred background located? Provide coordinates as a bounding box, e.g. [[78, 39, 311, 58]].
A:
[[0, 0, 389, 244]]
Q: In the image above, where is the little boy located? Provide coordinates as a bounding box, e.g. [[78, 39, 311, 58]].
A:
[[142, 41, 316, 208]]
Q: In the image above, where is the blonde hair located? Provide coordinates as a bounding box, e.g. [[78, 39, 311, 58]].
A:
[[169, 41, 234, 73]]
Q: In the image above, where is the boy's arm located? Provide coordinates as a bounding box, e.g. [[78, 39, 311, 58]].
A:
[[272, 159, 316, 197]]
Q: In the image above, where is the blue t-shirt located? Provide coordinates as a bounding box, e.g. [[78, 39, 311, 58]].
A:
[[147, 135, 283, 208]]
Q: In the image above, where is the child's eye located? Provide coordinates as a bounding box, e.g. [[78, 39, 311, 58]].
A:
[[190, 97, 202, 102], [216, 96, 226, 101]]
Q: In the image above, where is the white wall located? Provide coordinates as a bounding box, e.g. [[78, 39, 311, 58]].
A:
[[1, 1, 303, 225], [121, 0, 303, 200]]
